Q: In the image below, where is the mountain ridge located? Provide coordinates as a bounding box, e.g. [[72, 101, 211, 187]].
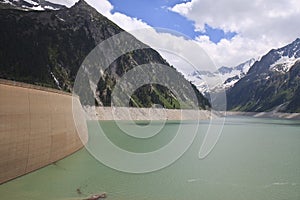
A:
[[0, 0, 210, 109], [227, 38, 300, 113], [187, 58, 256, 96], [0, 0, 67, 10]]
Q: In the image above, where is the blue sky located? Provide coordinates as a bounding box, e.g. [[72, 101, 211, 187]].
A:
[[108, 0, 236, 43]]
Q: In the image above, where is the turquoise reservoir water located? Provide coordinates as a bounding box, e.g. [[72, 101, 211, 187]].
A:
[[0, 117, 300, 200]]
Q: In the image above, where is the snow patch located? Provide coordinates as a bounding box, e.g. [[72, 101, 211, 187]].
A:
[[2, 0, 67, 10], [44, 5, 60, 10], [50, 72, 61, 89], [23, 0, 38, 6], [224, 79, 239, 88], [47, 0, 77, 8], [56, 15, 66, 21], [21, 4, 45, 10], [270, 56, 300, 73], [2, 0, 14, 5], [31, 5, 44, 10]]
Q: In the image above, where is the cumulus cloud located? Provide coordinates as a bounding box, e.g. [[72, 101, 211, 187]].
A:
[[130, 29, 216, 73], [171, 0, 300, 35], [194, 35, 276, 67], [85, 0, 113, 16], [170, 0, 300, 66]]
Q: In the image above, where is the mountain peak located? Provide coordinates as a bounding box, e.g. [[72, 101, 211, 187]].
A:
[[70, 0, 101, 15], [72, 0, 88, 8], [248, 38, 300, 75], [186, 58, 256, 97], [218, 66, 232, 74]]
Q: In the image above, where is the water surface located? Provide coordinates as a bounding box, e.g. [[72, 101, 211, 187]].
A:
[[0, 117, 299, 200]]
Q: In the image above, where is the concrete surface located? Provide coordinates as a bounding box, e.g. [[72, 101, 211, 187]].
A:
[[0, 80, 88, 184]]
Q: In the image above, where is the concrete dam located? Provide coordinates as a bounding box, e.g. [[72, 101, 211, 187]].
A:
[[0, 79, 88, 184]]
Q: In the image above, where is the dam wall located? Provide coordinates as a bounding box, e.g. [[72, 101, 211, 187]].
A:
[[0, 79, 88, 184]]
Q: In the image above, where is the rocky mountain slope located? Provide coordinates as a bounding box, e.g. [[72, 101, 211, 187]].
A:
[[187, 58, 256, 96], [0, 0, 210, 109], [0, 0, 66, 10], [227, 38, 300, 113]]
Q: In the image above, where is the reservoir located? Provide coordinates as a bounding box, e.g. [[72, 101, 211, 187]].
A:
[[0, 116, 299, 200]]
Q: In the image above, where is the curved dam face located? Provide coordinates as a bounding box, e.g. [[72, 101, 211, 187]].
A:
[[0, 80, 88, 184]]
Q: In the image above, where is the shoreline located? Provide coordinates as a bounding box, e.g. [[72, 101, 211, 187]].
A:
[[84, 106, 213, 121], [84, 106, 300, 121], [224, 111, 300, 120]]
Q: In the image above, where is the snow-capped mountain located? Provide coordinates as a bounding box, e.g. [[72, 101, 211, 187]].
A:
[[248, 38, 300, 75], [0, 0, 66, 10], [268, 40, 300, 73], [270, 56, 300, 73], [227, 38, 300, 113], [186, 58, 256, 96]]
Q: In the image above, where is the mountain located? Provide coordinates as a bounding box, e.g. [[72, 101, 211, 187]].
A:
[[0, 0, 210, 109], [227, 38, 300, 113], [0, 0, 66, 10], [187, 58, 256, 96]]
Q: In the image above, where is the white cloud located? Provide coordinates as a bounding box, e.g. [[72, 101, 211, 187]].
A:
[[171, 0, 300, 34], [170, 0, 300, 67], [130, 28, 216, 73], [85, 0, 113, 16], [194, 35, 276, 67]]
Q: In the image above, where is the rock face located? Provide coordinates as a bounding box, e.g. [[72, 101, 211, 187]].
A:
[[0, 0, 210, 109], [227, 38, 300, 113]]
